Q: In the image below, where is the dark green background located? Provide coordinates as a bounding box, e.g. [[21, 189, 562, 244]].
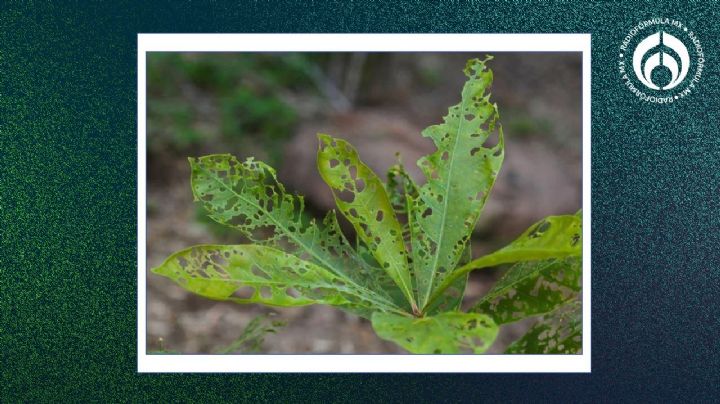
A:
[[2, 1, 718, 401]]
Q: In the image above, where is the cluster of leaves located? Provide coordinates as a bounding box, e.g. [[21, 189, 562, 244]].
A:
[[152, 57, 583, 354]]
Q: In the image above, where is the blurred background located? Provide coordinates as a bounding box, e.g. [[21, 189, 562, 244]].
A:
[[146, 52, 581, 354]]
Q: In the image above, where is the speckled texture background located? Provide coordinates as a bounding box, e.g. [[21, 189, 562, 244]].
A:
[[1, 1, 718, 401]]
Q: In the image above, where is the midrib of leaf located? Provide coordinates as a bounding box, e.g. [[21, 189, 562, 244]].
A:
[[198, 165, 405, 313], [421, 90, 470, 310]]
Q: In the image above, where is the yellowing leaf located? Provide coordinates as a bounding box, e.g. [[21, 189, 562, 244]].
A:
[[317, 134, 417, 312], [428, 213, 582, 307], [372, 312, 498, 354], [151, 244, 405, 318], [469, 214, 582, 266]]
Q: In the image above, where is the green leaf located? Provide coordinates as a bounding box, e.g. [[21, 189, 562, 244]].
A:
[[317, 134, 417, 312], [471, 214, 582, 265], [471, 257, 581, 324], [386, 161, 418, 246], [189, 154, 406, 311], [426, 248, 472, 315], [215, 314, 286, 354], [371, 312, 498, 354], [410, 57, 505, 309], [428, 213, 582, 307], [151, 244, 406, 318], [506, 301, 582, 354], [384, 162, 421, 304], [386, 162, 469, 314]]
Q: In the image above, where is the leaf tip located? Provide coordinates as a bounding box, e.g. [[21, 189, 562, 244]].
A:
[[150, 262, 170, 278], [316, 132, 332, 144]]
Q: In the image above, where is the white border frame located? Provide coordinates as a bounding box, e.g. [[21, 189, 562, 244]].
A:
[[137, 33, 591, 373]]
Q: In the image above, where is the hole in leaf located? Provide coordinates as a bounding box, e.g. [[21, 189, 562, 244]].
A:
[[251, 266, 271, 280], [232, 286, 255, 299], [355, 178, 366, 192], [285, 288, 301, 299], [470, 147, 481, 156], [376, 210, 384, 222], [209, 252, 227, 267], [251, 225, 276, 239], [483, 131, 499, 148], [338, 189, 355, 203], [329, 159, 339, 168], [422, 207, 432, 218], [224, 196, 239, 210], [429, 241, 437, 255], [471, 337, 485, 347]]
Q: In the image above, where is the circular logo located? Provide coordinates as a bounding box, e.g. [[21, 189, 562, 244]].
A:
[[619, 18, 704, 104]]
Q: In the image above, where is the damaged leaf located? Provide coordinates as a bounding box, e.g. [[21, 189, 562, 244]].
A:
[[410, 57, 505, 310], [189, 154, 404, 309], [427, 213, 582, 308], [471, 257, 581, 324], [151, 244, 405, 318], [372, 312, 498, 354], [506, 302, 582, 354], [317, 134, 417, 312]]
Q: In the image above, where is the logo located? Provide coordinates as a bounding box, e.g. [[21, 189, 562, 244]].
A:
[[619, 18, 704, 104]]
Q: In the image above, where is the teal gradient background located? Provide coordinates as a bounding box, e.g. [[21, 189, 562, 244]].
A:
[[1, 1, 718, 401]]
